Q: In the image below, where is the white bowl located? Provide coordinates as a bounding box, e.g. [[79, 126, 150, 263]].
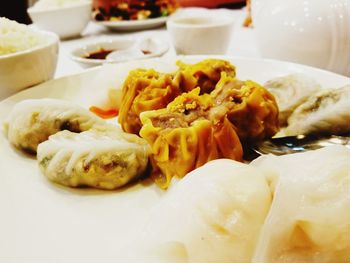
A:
[[70, 37, 169, 68], [0, 30, 59, 100], [167, 14, 234, 55], [28, 2, 92, 39]]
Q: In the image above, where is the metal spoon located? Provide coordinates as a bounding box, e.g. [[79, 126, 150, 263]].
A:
[[253, 134, 350, 156]]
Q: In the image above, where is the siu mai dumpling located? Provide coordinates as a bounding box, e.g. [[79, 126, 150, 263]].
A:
[[139, 88, 243, 189], [252, 145, 350, 263], [175, 59, 236, 94], [211, 73, 279, 142], [37, 130, 149, 190], [285, 85, 350, 136], [4, 98, 109, 154], [264, 74, 321, 125], [118, 69, 181, 134]]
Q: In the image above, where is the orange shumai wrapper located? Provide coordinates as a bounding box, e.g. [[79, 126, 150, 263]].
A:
[[175, 59, 236, 94], [211, 73, 279, 142], [118, 68, 181, 134], [139, 88, 243, 189]]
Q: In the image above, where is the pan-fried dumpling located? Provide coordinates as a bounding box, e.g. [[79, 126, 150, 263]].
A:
[[4, 98, 110, 154], [285, 85, 350, 136], [251, 145, 350, 263], [264, 74, 321, 125], [139, 88, 243, 189], [37, 130, 149, 190], [176, 59, 236, 94], [118, 69, 181, 134], [127, 159, 272, 263], [211, 73, 279, 142]]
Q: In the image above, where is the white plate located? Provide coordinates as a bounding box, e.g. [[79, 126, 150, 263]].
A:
[[95, 16, 167, 31], [0, 56, 349, 263]]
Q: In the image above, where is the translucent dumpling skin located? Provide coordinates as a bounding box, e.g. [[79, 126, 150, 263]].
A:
[[140, 88, 243, 189]]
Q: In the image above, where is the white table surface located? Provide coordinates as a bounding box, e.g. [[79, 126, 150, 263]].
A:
[[56, 8, 259, 78]]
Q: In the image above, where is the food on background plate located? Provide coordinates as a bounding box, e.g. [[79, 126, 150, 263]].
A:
[[30, 0, 91, 10], [264, 74, 321, 126], [0, 17, 49, 56], [37, 130, 149, 190], [140, 88, 243, 188], [4, 98, 111, 154], [92, 0, 178, 21], [285, 85, 350, 136]]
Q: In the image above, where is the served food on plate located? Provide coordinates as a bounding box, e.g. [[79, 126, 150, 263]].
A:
[[92, 0, 178, 21], [135, 159, 272, 263], [118, 68, 181, 134], [4, 98, 109, 154], [264, 74, 321, 125], [119, 59, 278, 188], [125, 145, 350, 263], [285, 85, 350, 136], [118, 59, 236, 134], [140, 88, 243, 188], [37, 130, 149, 190]]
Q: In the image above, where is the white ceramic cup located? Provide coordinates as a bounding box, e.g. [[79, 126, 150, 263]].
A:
[[166, 15, 234, 55]]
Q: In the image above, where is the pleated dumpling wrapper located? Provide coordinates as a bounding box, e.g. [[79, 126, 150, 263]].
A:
[[251, 145, 350, 263], [4, 98, 109, 154], [123, 159, 272, 263], [37, 130, 149, 190], [140, 88, 243, 189], [175, 59, 236, 94], [285, 85, 350, 136], [264, 74, 321, 126], [211, 73, 279, 142], [118, 68, 181, 134]]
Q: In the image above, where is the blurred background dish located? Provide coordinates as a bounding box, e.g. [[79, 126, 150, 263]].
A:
[[92, 0, 177, 31], [0, 17, 59, 99], [70, 37, 169, 67], [27, 0, 92, 39], [95, 16, 168, 31], [167, 12, 234, 55]]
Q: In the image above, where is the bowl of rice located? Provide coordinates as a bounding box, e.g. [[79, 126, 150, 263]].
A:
[[28, 0, 92, 39], [0, 17, 59, 99]]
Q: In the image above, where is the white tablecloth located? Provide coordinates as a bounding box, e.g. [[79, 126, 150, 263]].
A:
[[56, 8, 259, 78]]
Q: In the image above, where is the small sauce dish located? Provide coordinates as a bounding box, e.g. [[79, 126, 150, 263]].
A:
[[70, 37, 169, 68]]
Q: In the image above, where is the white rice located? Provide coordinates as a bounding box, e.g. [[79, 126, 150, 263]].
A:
[[31, 0, 91, 10], [0, 17, 47, 56]]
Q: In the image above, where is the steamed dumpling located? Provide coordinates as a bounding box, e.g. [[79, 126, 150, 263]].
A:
[[4, 98, 110, 154], [37, 130, 149, 190], [140, 88, 243, 189], [264, 74, 321, 125], [132, 159, 272, 263], [251, 145, 350, 263], [285, 85, 350, 135]]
